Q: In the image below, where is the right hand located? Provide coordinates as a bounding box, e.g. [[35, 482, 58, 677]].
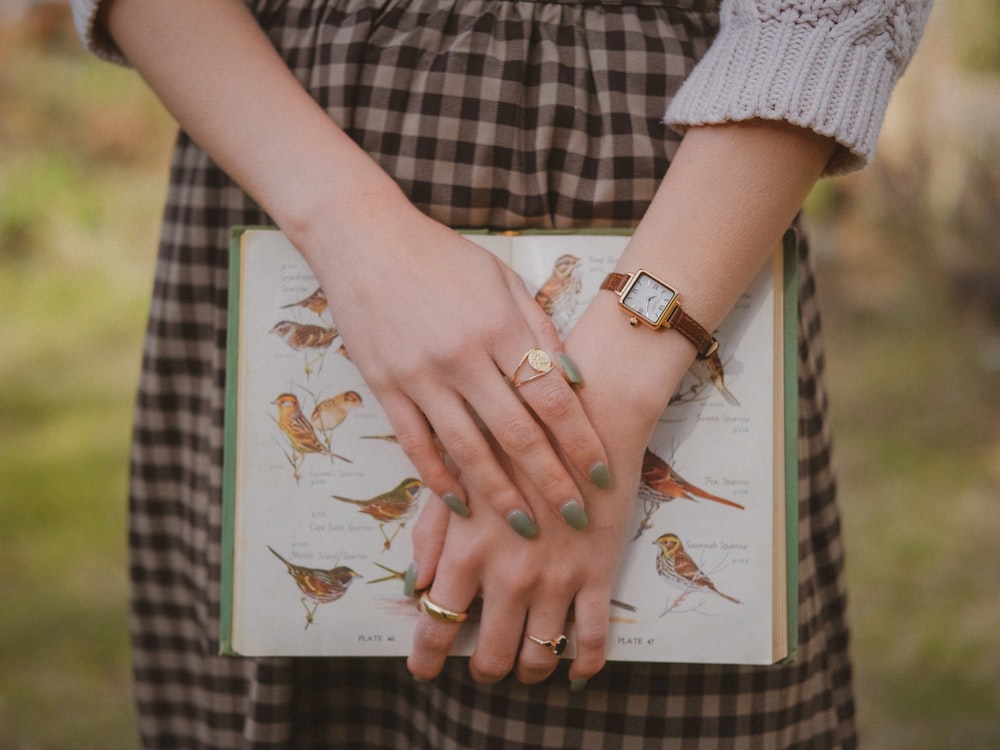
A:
[[298, 198, 610, 534], [98, 0, 609, 534]]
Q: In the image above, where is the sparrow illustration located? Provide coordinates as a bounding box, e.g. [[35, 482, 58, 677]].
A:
[[281, 286, 329, 317], [268, 546, 361, 629], [310, 390, 363, 434], [633, 449, 744, 539], [688, 354, 740, 406], [654, 532, 741, 607], [269, 320, 339, 374], [331, 477, 426, 551], [534, 253, 582, 335], [274, 392, 351, 480]]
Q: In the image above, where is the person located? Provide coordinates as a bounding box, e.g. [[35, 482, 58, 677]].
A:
[[70, 0, 931, 747]]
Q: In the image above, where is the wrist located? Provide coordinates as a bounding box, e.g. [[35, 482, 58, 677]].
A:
[[565, 295, 696, 436], [276, 149, 416, 254]]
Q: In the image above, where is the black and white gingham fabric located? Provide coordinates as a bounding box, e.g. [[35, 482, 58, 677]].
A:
[[130, 0, 856, 746]]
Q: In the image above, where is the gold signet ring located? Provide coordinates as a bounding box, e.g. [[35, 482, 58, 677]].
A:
[[419, 592, 468, 623], [509, 348, 554, 388], [525, 632, 569, 656]]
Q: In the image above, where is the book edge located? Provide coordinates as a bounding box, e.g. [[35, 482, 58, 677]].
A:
[[219, 225, 258, 656], [780, 227, 801, 664]]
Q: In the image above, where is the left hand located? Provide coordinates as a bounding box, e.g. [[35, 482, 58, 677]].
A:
[[407, 448, 642, 685]]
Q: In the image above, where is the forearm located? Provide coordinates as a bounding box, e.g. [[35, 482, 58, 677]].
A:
[[568, 119, 835, 429], [101, 0, 414, 247], [546, 123, 835, 680], [103, 0, 614, 532]]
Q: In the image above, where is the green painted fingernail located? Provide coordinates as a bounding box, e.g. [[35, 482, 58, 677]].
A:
[[570, 678, 589, 692], [506, 510, 539, 539], [589, 461, 611, 489], [557, 352, 583, 386], [441, 492, 470, 517], [403, 561, 418, 598], [560, 499, 588, 530]]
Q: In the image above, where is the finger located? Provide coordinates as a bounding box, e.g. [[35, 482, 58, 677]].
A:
[[418, 389, 544, 540], [506, 276, 612, 493], [409, 490, 452, 596], [407, 574, 479, 681], [566, 586, 611, 684], [462, 346, 590, 532], [375, 391, 471, 518], [467, 582, 529, 685], [516, 598, 573, 685]]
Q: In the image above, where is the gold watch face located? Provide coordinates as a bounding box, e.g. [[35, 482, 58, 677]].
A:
[[620, 271, 679, 327]]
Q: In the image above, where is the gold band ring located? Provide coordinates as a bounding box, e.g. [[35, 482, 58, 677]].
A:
[[509, 348, 554, 388], [419, 591, 468, 623], [524, 632, 569, 656]]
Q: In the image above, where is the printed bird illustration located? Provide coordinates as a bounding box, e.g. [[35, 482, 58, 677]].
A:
[[534, 253, 582, 335], [269, 320, 339, 374], [310, 390, 363, 435], [281, 286, 329, 317], [274, 392, 351, 481], [331, 477, 426, 551], [633, 449, 744, 539], [268, 546, 361, 629], [688, 353, 740, 406], [653, 532, 741, 608]]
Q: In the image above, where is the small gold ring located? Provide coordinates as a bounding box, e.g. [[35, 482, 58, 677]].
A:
[[508, 348, 554, 388], [524, 632, 568, 656], [419, 591, 468, 623]]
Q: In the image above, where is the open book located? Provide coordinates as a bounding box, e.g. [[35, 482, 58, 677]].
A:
[[221, 227, 798, 665]]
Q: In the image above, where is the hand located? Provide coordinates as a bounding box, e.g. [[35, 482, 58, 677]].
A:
[[96, 0, 610, 532], [407, 449, 642, 686], [404, 288, 698, 685], [300, 198, 610, 534]]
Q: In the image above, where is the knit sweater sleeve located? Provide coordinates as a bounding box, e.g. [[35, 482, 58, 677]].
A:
[[69, 0, 126, 64], [665, 0, 933, 173]]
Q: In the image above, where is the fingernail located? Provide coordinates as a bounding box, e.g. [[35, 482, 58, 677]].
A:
[[403, 561, 418, 598], [557, 352, 583, 386], [589, 461, 611, 489], [559, 499, 588, 530], [570, 678, 589, 692], [441, 492, 470, 518], [506, 509, 539, 539]]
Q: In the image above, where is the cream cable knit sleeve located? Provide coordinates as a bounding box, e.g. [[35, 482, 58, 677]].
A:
[[70, 0, 931, 173], [665, 0, 933, 172], [70, 0, 123, 65]]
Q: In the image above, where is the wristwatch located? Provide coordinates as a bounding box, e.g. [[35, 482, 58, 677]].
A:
[[599, 270, 719, 360]]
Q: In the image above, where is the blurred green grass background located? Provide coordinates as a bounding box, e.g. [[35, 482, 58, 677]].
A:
[[1, 2, 998, 748]]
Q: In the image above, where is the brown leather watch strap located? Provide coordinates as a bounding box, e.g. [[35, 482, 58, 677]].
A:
[[599, 272, 632, 294], [600, 272, 720, 360], [664, 306, 720, 360]]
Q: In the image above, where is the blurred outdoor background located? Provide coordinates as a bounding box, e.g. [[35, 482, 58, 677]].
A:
[[1, 1, 997, 748]]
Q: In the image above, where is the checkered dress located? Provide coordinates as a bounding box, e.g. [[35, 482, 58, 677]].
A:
[[131, 0, 856, 746]]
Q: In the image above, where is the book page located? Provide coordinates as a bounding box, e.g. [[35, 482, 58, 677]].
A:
[[224, 229, 788, 664]]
